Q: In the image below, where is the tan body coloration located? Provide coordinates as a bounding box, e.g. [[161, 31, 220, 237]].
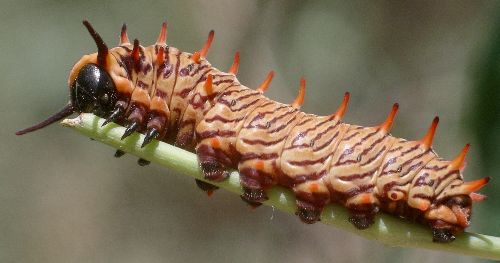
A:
[[19, 21, 488, 243]]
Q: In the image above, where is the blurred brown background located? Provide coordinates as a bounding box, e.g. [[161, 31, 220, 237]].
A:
[[2, 1, 500, 262]]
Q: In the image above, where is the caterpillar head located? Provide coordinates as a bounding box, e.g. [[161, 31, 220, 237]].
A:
[[69, 63, 117, 115], [69, 21, 119, 116], [16, 20, 119, 135]]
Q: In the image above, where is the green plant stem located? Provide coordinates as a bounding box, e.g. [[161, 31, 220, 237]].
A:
[[62, 113, 500, 260]]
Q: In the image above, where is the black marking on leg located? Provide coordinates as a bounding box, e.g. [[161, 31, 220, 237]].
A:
[[197, 144, 230, 182], [432, 228, 456, 243], [238, 169, 268, 207], [241, 187, 268, 205], [348, 213, 375, 230], [122, 121, 140, 140], [296, 200, 321, 224], [141, 127, 159, 148], [137, 158, 150, 166], [195, 179, 219, 196], [114, 149, 126, 158], [200, 161, 229, 181]]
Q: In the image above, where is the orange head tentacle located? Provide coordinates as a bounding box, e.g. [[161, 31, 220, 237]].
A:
[[228, 51, 240, 75], [462, 177, 490, 193], [332, 92, 350, 121], [156, 21, 168, 45], [420, 116, 439, 150], [449, 143, 470, 170], [291, 77, 306, 109], [204, 74, 214, 96], [379, 103, 399, 133], [256, 71, 274, 93], [120, 23, 130, 45]]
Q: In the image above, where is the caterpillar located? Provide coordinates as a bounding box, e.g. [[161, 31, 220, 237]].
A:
[[16, 20, 490, 243]]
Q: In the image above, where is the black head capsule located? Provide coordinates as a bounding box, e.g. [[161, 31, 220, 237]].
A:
[[16, 21, 117, 136], [70, 64, 117, 117]]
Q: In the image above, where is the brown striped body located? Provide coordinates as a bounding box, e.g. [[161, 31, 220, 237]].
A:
[[17, 21, 489, 243]]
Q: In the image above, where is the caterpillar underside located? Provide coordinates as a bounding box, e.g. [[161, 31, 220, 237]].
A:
[[16, 21, 490, 243]]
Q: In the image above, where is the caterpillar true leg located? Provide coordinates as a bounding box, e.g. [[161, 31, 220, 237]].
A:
[[141, 50, 169, 148], [122, 39, 154, 140]]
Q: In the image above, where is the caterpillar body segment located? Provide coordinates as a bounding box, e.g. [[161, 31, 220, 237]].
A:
[[281, 114, 349, 223], [16, 21, 490, 243]]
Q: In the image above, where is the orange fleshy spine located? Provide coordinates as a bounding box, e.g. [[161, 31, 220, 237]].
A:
[[200, 30, 214, 57], [291, 77, 306, 109], [132, 39, 140, 72], [156, 22, 168, 45], [156, 46, 165, 66], [462, 177, 490, 193], [228, 51, 240, 75], [450, 144, 470, 170], [193, 30, 215, 63], [332, 92, 350, 121], [379, 103, 399, 133], [470, 192, 487, 202], [420, 116, 439, 149], [256, 71, 274, 93], [192, 52, 201, 63], [204, 74, 214, 96], [120, 23, 130, 45]]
